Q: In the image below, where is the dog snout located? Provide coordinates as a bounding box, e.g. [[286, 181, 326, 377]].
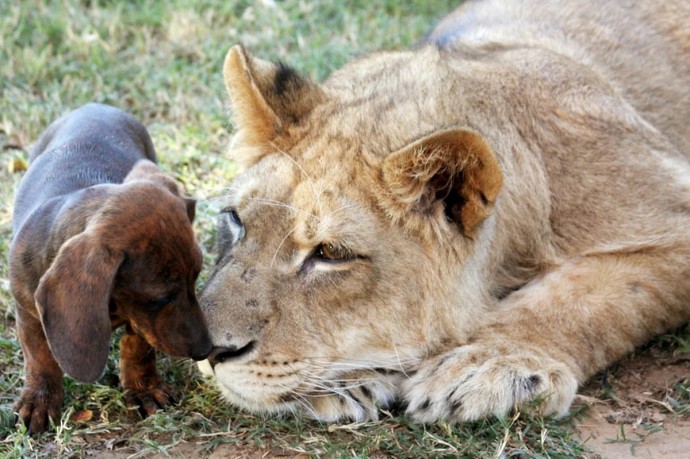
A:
[[208, 341, 255, 368], [191, 348, 212, 361], [189, 325, 214, 361], [190, 337, 214, 361]]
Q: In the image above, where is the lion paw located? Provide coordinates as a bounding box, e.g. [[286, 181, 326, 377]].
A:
[[303, 371, 400, 422], [402, 344, 578, 423]]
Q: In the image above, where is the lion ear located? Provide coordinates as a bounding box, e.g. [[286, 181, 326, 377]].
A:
[[223, 44, 325, 168], [382, 129, 503, 238]]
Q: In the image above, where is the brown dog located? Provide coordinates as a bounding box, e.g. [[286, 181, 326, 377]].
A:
[[9, 103, 213, 434]]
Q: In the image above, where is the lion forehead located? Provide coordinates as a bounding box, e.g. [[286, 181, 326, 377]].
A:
[[229, 154, 301, 207]]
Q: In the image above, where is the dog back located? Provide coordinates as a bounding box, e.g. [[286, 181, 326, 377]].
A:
[[12, 103, 156, 233]]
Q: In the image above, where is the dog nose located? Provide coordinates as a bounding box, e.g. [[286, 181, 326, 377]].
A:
[[208, 341, 256, 368], [189, 333, 214, 361], [190, 343, 214, 361]]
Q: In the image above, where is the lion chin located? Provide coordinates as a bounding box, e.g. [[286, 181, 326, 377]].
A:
[[199, 0, 690, 424], [198, 359, 401, 422]]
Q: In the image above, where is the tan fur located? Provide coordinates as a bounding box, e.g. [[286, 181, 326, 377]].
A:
[[199, 0, 690, 422]]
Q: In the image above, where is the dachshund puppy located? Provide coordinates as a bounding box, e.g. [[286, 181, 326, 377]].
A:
[[9, 103, 213, 434]]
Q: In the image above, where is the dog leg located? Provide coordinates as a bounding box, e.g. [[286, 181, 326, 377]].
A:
[[13, 306, 64, 434], [119, 330, 176, 417]]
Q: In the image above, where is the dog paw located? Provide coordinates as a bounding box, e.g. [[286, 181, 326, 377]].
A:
[[124, 384, 177, 418], [13, 388, 64, 434], [402, 343, 578, 423]]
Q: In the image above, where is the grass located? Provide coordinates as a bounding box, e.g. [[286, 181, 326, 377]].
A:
[[1, 0, 688, 457]]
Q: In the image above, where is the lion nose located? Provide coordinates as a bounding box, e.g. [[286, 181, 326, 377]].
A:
[[207, 341, 256, 368]]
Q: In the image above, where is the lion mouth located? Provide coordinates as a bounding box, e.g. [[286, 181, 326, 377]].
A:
[[200, 357, 311, 411], [207, 342, 256, 369]]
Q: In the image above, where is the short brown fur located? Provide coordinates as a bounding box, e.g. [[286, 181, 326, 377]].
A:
[[10, 104, 212, 433]]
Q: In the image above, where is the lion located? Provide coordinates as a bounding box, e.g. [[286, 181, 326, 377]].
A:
[[198, 0, 690, 423]]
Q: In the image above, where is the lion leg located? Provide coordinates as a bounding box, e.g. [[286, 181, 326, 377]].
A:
[[403, 244, 690, 422]]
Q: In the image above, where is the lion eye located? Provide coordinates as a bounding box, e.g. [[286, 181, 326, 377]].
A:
[[228, 209, 241, 226], [219, 207, 245, 244], [315, 243, 354, 262]]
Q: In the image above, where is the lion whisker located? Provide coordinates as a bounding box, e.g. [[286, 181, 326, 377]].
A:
[[297, 376, 365, 408], [247, 197, 318, 220], [392, 342, 414, 379], [275, 382, 321, 418], [271, 143, 324, 212], [328, 202, 357, 218], [301, 357, 419, 374], [271, 224, 298, 268]]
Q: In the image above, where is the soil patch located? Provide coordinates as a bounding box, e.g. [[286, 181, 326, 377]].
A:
[[575, 348, 690, 458]]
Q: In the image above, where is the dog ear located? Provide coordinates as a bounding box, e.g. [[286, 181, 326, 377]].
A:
[[125, 159, 180, 192], [34, 231, 123, 382], [382, 128, 503, 238], [125, 159, 160, 181], [223, 44, 326, 168], [185, 198, 196, 223]]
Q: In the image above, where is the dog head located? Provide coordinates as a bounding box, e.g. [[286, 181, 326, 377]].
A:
[[34, 160, 212, 382]]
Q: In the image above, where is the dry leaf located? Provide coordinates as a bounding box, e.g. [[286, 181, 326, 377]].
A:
[[70, 409, 94, 423]]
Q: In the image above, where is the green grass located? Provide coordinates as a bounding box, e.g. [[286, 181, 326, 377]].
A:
[[1, 0, 689, 457]]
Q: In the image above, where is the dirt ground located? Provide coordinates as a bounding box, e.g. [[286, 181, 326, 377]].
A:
[[51, 344, 690, 458], [190, 350, 690, 458], [574, 349, 690, 458]]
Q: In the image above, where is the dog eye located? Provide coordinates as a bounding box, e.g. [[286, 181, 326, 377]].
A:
[[314, 243, 355, 262], [148, 292, 176, 310]]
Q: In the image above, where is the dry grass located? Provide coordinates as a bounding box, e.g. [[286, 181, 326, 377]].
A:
[[1, 1, 688, 457]]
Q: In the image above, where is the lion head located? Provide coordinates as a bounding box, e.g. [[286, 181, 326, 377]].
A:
[[198, 45, 503, 421]]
